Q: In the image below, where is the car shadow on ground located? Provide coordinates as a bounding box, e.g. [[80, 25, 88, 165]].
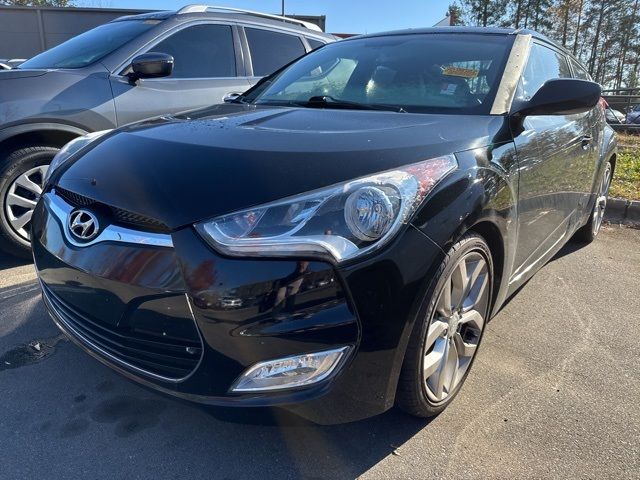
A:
[[494, 237, 589, 312], [0, 254, 30, 270], [548, 237, 589, 262], [201, 403, 431, 472]]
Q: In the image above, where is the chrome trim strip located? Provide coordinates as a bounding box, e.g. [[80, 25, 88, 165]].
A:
[[490, 34, 532, 115], [44, 191, 173, 248], [41, 281, 204, 384]]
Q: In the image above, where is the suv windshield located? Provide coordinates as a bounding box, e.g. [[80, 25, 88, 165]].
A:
[[19, 20, 159, 69], [249, 33, 513, 114]]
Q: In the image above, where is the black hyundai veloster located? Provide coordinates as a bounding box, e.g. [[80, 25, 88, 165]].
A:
[[32, 28, 616, 424]]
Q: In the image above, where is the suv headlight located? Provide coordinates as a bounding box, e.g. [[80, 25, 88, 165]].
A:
[[44, 130, 112, 185], [196, 155, 457, 263]]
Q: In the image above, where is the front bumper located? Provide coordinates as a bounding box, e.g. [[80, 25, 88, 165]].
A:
[[32, 189, 443, 424]]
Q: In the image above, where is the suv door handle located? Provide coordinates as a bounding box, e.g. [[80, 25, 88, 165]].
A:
[[581, 135, 593, 149]]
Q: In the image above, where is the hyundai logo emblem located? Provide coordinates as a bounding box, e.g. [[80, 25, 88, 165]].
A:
[[68, 209, 99, 241]]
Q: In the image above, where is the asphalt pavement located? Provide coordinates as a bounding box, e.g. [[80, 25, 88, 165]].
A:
[[0, 226, 638, 479]]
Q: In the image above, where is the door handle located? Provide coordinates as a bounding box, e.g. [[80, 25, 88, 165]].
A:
[[581, 135, 593, 149]]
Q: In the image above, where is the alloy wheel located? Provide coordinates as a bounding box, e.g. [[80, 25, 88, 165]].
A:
[[422, 251, 490, 403], [4, 165, 49, 241], [592, 163, 612, 237]]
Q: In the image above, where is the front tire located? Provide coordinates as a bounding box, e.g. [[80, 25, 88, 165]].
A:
[[396, 233, 493, 418], [0, 146, 57, 258]]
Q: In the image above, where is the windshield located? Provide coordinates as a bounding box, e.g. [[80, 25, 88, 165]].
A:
[[248, 33, 513, 114], [19, 20, 159, 69]]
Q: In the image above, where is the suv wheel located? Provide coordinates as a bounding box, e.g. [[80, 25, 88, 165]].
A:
[[0, 146, 57, 258], [396, 233, 493, 418]]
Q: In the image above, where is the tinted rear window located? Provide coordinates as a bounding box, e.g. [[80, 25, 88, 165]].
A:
[[19, 20, 158, 69], [307, 38, 325, 50], [246, 28, 306, 76]]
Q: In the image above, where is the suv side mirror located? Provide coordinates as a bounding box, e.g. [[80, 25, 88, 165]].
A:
[[223, 92, 243, 103], [512, 78, 601, 117], [128, 52, 174, 81]]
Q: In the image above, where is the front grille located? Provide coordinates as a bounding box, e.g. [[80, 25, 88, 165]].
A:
[[55, 187, 171, 233], [111, 206, 171, 233], [56, 187, 94, 207], [42, 284, 202, 381]]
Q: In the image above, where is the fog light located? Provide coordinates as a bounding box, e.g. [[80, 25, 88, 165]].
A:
[[230, 347, 350, 392]]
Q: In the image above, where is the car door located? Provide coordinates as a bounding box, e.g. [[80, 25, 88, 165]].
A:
[[109, 23, 251, 126], [511, 42, 591, 275], [568, 57, 603, 213], [241, 26, 308, 88]]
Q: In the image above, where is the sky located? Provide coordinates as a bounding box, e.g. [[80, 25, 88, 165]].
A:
[[78, 0, 453, 34]]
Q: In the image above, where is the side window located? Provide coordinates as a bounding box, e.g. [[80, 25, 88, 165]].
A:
[[245, 28, 306, 76], [518, 43, 572, 100], [152, 24, 235, 78], [570, 58, 591, 80], [306, 38, 325, 51]]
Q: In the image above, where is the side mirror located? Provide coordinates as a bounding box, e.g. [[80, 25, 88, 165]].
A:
[[512, 78, 602, 116], [128, 52, 174, 81], [223, 92, 243, 103]]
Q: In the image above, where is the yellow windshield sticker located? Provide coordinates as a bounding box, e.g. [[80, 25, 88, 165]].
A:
[[442, 66, 479, 79]]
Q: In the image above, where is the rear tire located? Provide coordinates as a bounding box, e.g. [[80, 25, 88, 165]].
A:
[[574, 161, 612, 244], [0, 146, 57, 258], [396, 233, 493, 418]]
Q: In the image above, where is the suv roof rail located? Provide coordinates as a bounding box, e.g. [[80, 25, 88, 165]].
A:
[[177, 4, 323, 32]]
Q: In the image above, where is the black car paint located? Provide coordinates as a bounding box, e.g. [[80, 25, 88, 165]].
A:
[[35, 103, 614, 422], [32, 32, 617, 424], [51, 104, 507, 229]]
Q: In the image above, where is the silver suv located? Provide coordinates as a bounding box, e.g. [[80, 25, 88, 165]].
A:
[[0, 5, 334, 257]]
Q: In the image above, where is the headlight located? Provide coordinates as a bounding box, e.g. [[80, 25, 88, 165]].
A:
[[43, 130, 112, 185], [196, 155, 457, 263]]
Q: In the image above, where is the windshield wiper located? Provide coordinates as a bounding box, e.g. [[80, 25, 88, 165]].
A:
[[306, 96, 406, 113], [254, 96, 406, 112]]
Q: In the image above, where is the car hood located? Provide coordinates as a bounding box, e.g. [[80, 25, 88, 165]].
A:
[[0, 68, 50, 79], [56, 104, 509, 229], [0, 67, 117, 131]]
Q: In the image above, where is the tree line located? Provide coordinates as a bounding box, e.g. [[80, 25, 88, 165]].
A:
[[450, 0, 640, 90]]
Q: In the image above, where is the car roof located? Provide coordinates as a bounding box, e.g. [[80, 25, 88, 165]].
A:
[[346, 26, 570, 55], [114, 10, 175, 21], [113, 8, 334, 40]]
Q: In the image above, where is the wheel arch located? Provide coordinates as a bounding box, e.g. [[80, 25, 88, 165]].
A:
[[412, 158, 519, 317], [0, 123, 88, 161]]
